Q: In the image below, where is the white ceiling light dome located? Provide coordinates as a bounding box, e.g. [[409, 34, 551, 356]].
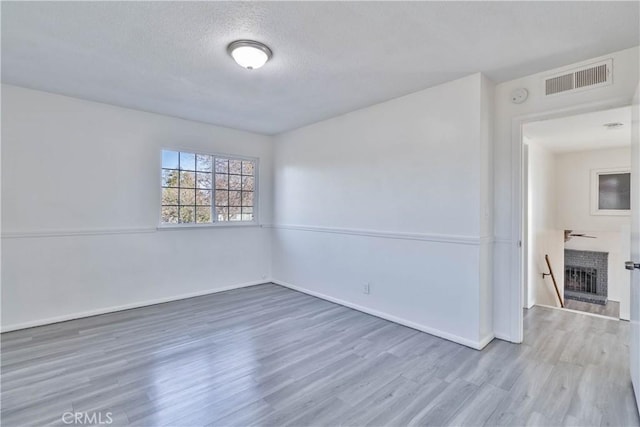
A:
[[227, 40, 272, 70]]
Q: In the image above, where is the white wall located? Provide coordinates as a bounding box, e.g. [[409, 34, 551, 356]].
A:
[[493, 46, 639, 341], [557, 147, 631, 319], [1, 85, 274, 330], [525, 141, 564, 308], [272, 73, 494, 349], [479, 75, 495, 341], [556, 147, 631, 231]]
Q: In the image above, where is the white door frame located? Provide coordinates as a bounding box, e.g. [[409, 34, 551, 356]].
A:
[[509, 96, 633, 343]]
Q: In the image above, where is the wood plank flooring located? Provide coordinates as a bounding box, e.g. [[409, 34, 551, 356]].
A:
[[2, 283, 638, 426], [564, 299, 620, 319]]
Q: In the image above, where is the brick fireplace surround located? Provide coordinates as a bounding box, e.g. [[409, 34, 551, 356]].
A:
[[564, 249, 608, 305]]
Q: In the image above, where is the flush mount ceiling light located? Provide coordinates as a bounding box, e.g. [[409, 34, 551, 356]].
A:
[[603, 122, 624, 129], [227, 40, 272, 70]]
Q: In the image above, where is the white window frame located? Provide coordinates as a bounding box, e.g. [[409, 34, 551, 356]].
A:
[[590, 167, 631, 216], [158, 148, 259, 229]]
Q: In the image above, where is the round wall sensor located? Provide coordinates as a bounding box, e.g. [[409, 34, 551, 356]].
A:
[[511, 88, 528, 104]]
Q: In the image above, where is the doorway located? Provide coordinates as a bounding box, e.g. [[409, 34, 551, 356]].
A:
[[522, 106, 632, 321]]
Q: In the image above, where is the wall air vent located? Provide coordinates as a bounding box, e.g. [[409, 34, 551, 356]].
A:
[[546, 73, 574, 95], [544, 59, 612, 96]]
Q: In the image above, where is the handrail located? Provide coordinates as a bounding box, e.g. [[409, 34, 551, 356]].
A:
[[542, 254, 564, 308]]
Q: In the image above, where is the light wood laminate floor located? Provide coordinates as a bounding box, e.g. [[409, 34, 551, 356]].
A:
[[565, 299, 620, 319], [2, 284, 638, 427]]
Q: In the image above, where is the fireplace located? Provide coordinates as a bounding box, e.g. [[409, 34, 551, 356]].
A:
[[564, 250, 608, 305], [565, 266, 597, 294]]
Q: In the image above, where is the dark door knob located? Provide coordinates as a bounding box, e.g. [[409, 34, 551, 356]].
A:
[[625, 261, 640, 271]]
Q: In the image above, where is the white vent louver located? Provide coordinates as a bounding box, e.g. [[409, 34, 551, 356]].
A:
[[544, 59, 612, 96]]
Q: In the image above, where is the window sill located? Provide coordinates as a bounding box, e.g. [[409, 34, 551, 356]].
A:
[[157, 222, 261, 231]]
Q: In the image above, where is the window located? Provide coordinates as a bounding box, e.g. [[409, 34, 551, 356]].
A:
[[591, 168, 631, 216], [161, 150, 256, 225]]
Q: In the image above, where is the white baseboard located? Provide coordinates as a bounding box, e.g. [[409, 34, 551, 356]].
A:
[[478, 333, 496, 349], [271, 279, 491, 350], [493, 332, 517, 343], [1, 279, 266, 333]]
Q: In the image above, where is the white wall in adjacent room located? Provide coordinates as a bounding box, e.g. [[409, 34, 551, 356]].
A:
[[556, 147, 631, 319], [525, 141, 564, 308], [272, 73, 494, 349], [556, 147, 631, 231], [1, 84, 274, 330], [493, 46, 639, 341]]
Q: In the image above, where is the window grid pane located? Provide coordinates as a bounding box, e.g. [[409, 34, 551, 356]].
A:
[[196, 206, 212, 223], [179, 152, 196, 171], [162, 169, 180, 187], [179, 206, 195, 223], [196, 172, 212, 190], [196, 154, 213, 172]]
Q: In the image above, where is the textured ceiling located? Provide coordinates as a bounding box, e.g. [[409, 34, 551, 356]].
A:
[[2, 1, 639, 135], [524, 106, 631, 153]]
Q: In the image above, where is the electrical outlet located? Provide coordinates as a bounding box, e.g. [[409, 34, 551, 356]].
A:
[[363, 283, 370, 294]]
